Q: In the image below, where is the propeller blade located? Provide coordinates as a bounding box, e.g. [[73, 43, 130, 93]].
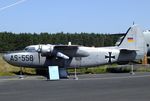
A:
[[38, 44, 41, 64]]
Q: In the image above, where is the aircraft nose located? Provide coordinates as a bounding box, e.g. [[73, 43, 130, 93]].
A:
[[3, 53, 10, 62]]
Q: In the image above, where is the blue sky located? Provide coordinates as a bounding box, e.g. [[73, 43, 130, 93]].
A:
[[0, 0, 150, 33]]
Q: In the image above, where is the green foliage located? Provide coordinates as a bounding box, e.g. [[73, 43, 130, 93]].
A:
[[0, 32, 123, 52]]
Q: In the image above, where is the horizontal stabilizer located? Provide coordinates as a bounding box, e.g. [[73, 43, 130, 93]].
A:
[[119, 48, 139, 51]]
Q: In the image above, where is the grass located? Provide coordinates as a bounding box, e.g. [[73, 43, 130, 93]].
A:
[[68, 65, 113, 74], [0, 72, 16, 76], [68, 64, 150, 74]]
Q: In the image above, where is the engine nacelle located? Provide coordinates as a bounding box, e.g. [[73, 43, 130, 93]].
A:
[[39, 45, 69, 59], [40, 45, 54, 56]]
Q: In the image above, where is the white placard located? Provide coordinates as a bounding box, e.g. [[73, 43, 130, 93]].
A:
[[48, 66, 60, 80]]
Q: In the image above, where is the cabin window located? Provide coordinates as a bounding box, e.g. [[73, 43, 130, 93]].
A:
[[147, 44, 149, 47]]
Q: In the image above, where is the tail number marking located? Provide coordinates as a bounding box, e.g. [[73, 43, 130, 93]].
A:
[[10, 55, 34, 61]]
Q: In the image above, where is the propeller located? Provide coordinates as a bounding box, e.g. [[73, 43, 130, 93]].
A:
[[37, 44, 42, 64]]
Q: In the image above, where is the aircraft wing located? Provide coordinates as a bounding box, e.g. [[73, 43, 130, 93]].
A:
[[40, 45, 89, 59], [54, 45, 78, 50], [54, 45, 89, 57]]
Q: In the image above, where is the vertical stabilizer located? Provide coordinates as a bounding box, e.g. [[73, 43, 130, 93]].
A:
[[118, 25, 147, 59]]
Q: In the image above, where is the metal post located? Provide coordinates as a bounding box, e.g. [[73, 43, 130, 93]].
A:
[[74, 67, 78, 80], [130, 64, 135, 75], [19, 67, 24, 79], [74, 57, 81, 80]]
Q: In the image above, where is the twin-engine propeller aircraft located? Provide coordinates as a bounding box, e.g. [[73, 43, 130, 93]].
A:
[[3, 25, 147, 77]]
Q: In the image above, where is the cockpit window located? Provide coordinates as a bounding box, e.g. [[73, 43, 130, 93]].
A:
[[24, 47, 36, 52]]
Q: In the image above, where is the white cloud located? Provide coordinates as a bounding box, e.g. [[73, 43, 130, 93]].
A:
[[0, 0, 27, 12]]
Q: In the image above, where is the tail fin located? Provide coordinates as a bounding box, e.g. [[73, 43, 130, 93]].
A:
[[118, 25, 147, 59]]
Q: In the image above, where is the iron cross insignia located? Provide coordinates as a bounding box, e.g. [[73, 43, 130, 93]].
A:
[[105, 52, 115, 64]]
